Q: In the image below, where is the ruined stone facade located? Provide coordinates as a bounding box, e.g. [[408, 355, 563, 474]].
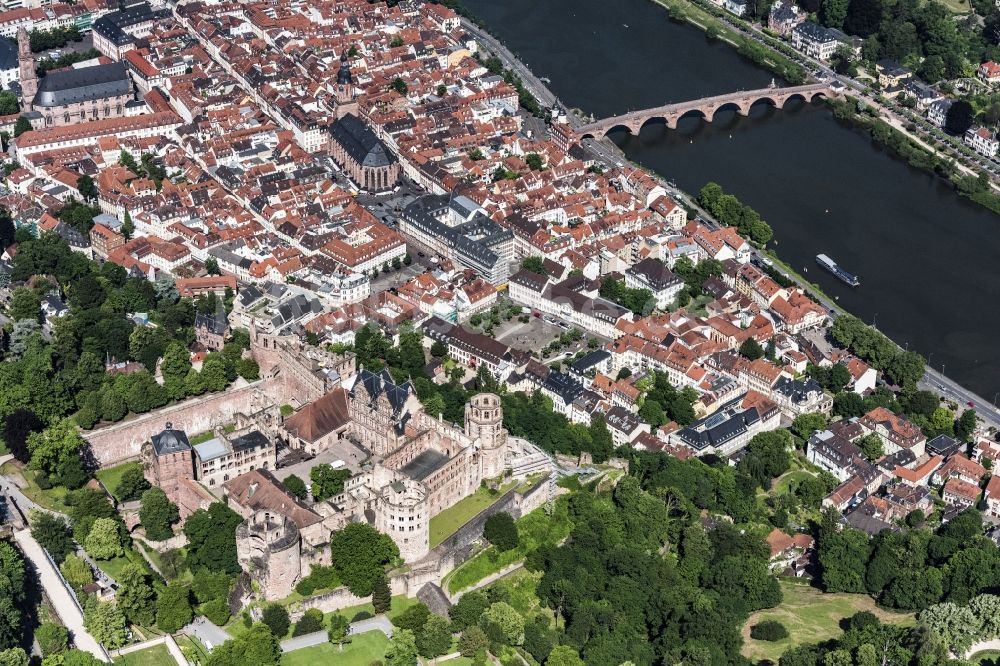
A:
[[373, 479, 429, 562], [236, 510, 302, 601]]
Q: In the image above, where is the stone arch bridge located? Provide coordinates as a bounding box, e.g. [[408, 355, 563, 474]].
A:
[[577, 83, 835, 137]]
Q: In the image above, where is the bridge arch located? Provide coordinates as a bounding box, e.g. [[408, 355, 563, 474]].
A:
[[710, 101, 746, 121], [675, 108, 708, 125], [748, 96, 780, 112]]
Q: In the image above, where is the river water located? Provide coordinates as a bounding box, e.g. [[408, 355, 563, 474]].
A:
[[466, 0, 1000, 399]]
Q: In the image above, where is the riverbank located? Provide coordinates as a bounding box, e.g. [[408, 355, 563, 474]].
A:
[[828, 96, 1000, 215], [648, 0, 807, 85]]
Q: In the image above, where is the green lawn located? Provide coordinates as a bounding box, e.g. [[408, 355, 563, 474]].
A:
[[0, 461, 70, 512], [175, 635, 211, 665], [429, 481, 516, 548], [934, 0, 972, 13], [98, 549, 154, 581], [772, 470, 816, 496], [97, 462, 142, 501], [444, 496, 572, 595], [280, 631, 387, 666], [742, 579, 915, 663], [439, 657, 473, 666], [113, 643, 176, 666]]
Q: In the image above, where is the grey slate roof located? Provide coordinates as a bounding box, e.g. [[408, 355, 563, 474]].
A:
[[92, 2, 169, 46], [627, 258, 682, 291], [328, 113, 395, 167], [0, 38, 16, 72], [353, 367, 413, 420], [152, 425, 191, 455], [34, 62, 131, 108], [401, 194, 512, 279], [195, 311, 228, 336]]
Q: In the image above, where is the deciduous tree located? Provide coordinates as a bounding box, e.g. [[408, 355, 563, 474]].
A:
[[329, 523, 398, 596], [83, 518, 124, 560], [117, 563, 155, 627], [83, 600, 127, 649], [139, 487, 179, 541], [155, 582, 193, 633]]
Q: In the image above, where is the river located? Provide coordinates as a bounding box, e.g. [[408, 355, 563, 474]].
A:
[[466, 0, 1000, 399]]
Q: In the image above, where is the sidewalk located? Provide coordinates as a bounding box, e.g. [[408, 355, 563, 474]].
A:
[[279, 616, 393, 653], [13, 529, 110, 662]]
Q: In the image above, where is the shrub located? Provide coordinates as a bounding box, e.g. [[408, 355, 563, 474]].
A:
[[201, 598, 230, 626], [750, 620, 788, 641], [483, 512, 518, 552], [261, 604, 290, 637], [292, 608, 324, 637]]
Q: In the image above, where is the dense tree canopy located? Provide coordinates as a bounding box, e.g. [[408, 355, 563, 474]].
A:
[[698, 182, 773, 245], [329, 523, 399, 596], [183, 503, 242, 575], [0, 541, 28, 651], [138, 487, 179, 541]]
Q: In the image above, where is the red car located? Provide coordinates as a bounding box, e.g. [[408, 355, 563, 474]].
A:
[[968, 401, 975, 408]]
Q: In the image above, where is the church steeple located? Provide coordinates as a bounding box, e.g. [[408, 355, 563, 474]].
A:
[[335, 51, 354, 105], [17, 27, 36, 109]]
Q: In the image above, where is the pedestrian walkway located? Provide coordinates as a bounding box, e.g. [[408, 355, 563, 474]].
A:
[[181, 617, 231, 652], [13, 529, 110, 662], [279, 615, 393, 653]]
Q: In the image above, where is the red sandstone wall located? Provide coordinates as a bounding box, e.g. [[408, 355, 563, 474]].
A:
[[84, 382, 278, 466]]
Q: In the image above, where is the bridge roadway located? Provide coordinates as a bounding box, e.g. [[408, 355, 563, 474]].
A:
[[577, 82, 834, 136]]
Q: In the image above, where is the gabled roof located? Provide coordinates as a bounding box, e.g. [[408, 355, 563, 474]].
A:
[[224, 469, 322, 529], [35, 62, 131, 108], [283, 388, 350, 443]]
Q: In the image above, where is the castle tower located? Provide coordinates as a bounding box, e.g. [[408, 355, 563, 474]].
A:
[[465, 393, 507, 480], [236, 510, 302, 601], [374, 479, 429, 562], [17, 27, 36, 108]]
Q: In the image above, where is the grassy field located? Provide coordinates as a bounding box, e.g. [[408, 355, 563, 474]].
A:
[[935, 0, 972, 13], [444, 496, 572, 595], [280, 630, 387, 666], [174, 635, 211, 665], [772, 469, 816, 496], [97, 462, 142, 501], [429, 481, 516, 548], [0, 461, 70, 512], [741, 579, 915, 663], [113, 643, 176, 666]]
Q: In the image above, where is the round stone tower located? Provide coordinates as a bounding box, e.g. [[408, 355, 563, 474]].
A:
[[465, 393, 507, 480], [374, 479, 429, 562], [236, 510, 302, 601]]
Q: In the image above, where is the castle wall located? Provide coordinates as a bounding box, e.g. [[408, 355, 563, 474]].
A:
[[85, 383, 272, 466], [288, 476, 552, 619]]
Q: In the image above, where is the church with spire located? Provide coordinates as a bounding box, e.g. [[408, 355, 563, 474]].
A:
[[16, 25, 134, 128], [333, 50, 358, 117]]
